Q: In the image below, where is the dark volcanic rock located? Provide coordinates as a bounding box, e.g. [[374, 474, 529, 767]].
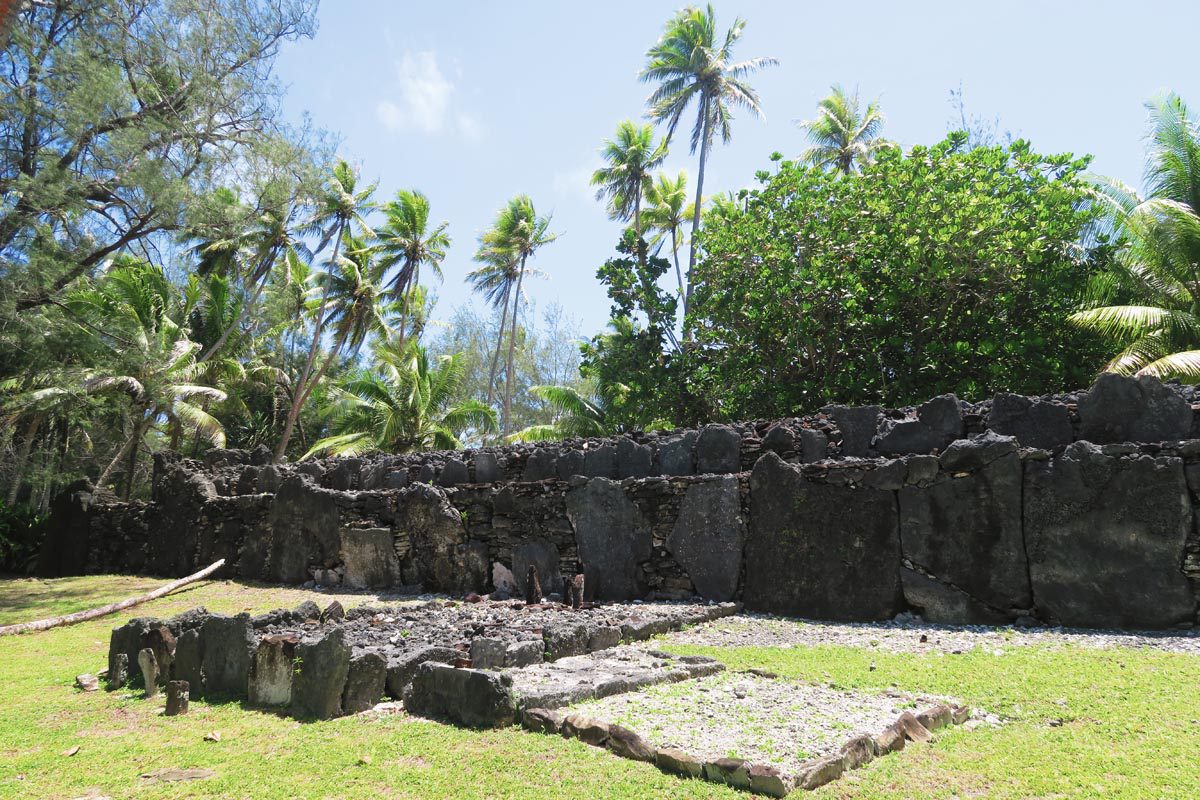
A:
[[396, 483, 476, 593], [899, 567, 1010, 625], [616, 438, 653, 478], [656, 431, 697, 476], [404, 662, 516, 728], [268, 476, 340, 583], [512, 538, 560, 600], [556, 449, 585, 479], [666, 476, 745, 601], [583, 445, 617, 478], [899, 438, 1030, 620], [172, 628, 204, 697], [566, 478, 653, 600], [797, 428, 829, 463], [248, 634, 296, 707], [340, 528, 400, 589], [824, 404, 881, 457], [760, 424, 795, 458], [473, 452, 500, 483], [385, 646, 459, 699], [1078, 374, 1192, 444], [988, 393, 1073, 450], [342, 651, 387, 714], [199, 613, 255, 699], [696, 424, 741, 473], [745, 453, 901, 620], [877, 395, 963, 455], [36, 479, 94, 577], [1024, 441, 1195, 628], [108, 616, 158, 688], [439, 457, 469, 486], [291, 629, 351, 719], [522, 448, 557, 481]]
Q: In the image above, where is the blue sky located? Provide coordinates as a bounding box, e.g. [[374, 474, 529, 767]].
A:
[[273, 0, 1200, 338]]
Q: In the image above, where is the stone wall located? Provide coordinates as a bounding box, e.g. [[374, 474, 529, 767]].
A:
[[40, 374, 1200, 630]]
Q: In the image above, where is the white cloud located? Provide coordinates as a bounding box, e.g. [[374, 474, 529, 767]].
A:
[[375, 51, 482, 141]]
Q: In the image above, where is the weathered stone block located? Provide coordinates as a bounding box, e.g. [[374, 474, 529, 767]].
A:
[[248, 634, 297, 707], [291, 629, 350, 719], [469, 637, 508, 670], [745, 453, 901, 620], [385, 646, 459, 699], [583, 445, 616, 478], [656, 431, 697, 476], [268, 476, 340, 584], [439, 458, 469, 486], [566, 478, 652, 601], [656, 746, 703, 778], [556, 449, 585, 479], [666, 476, 744, 602], [877, 394, 963, 455], [473, 452, 500, 483], [988, 393, 1073, 449], [37, 479, 94, 578], [343, 651, 387, 714], [824, 404, 881, 457], [522, 449, 557, 481], [404, 662, 516, 728], [616, 438, 653, 478], [199, 613, 255, 699], [1078, 374, 1191, 444], [1023, 442, 1195, 628], [339, 527, 400, 589], [512, 539, 560, 600], [696, 424, 741, 473]]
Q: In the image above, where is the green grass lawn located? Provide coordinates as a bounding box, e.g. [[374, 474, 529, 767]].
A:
[[1, 576, 1197, 799]]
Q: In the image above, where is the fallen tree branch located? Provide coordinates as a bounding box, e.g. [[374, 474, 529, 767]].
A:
[[0, 559, 226, 636]]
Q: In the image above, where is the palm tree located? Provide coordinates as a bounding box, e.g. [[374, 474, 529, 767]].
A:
[[797, 84, 890, 174], [466, 250, 519, 411], [640, 4, 776, 316], [276, 160, 377, 460], [304, 341, 497, 457], [507, 384, 619, 442], [590, 120, 668, 242], [474, 195, 558, 435], [1071, 93, 1200, 380], [375, 189, 450, 347], [643, 169, 691, 301]]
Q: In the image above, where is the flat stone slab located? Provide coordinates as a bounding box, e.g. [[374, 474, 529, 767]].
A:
[[571, 672, 949, 780], [509, 647, 725, 710]]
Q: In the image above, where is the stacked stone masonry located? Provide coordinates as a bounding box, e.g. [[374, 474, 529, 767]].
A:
[[42, 374, 1200, 629]]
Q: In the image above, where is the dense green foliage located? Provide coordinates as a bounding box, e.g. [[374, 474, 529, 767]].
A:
[[679, 135, 1109, 417]]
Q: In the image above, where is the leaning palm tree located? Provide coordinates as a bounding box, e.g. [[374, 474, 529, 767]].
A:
[[276, 160, 377, 460], [467, 250, 521, 410], [375, 189, 450, 347], [643, 169, 691, 301], [1071, 93, 1200, 380], [304, 341, 497, 457], [640, 4, 776, 315], [474, 195, 558, 435], [590, 120, 668, 242], [797, 84, 890, 174]]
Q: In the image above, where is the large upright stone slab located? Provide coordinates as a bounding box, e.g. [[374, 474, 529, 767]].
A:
[[1078, 374, 1192, 444], [404, 662, 516, 728], [268, 476, 340, 584], [199, 613, 255, 699], [667, 477, 745, 601], [745, 453, 901, 620], [248, 634, 297, 707], [877, 395, 963, 456], [565, 478, 652, 601], [395, 483, 471, 593], [339, 527, 400, 589], [1023, 441, 1195, 628], [987, 393, 1073, 450], [291, 629, 351, 719], [823, 405, 881, 458], [656, 431, 697, 476], [36, 479, 94, 577], [696, 424, 741, 473], [512, 539, 561, 599], [899, 433, 1030, 621]]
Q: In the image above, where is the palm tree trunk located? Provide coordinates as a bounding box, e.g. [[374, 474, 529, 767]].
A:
[[502, 258, 527, 436], [123, 431, 140, 500], [485, 285, 511, 409], [686, 99, 714, 332], [669, 226, 685, 304], [97, 412, 151, 491], [275, 228, 344, 461], [6, 414, 41, 505]]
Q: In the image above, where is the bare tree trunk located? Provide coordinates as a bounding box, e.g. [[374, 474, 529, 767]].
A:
[[485, 284, 511, 409], [0, 559, 226, 636], [123, 431, 140, 500], [6, 414, 41, 505], [685, 98, 714, 333], [96, 413, 151, 491], [670, 226, 684, 306], [502, 258, 527, 437]]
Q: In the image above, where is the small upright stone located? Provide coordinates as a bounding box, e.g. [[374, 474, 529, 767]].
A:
[[165, 681, 190, 716], [138, 648, 159, 698], [107, 653, 128, 690], [321, 600, 345, 623], [569, 574, 585, 609], [525, 564, 542, 605]]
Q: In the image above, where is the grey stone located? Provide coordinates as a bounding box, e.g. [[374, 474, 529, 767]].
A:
[[172, 629, 203, 697], [656, 747, 704, 778], [899, 449, 1030, 617], [107, 653, 128, 690], [745, 453, 901, 620], [268, 477, 340, 584], [556, 450, 585, 479], [799, 754, 845, 790], [404, 662, 516, 728], [396, 483, 473, 593], [749, 764, 792, 797], [760, 424, 795, 457], [248, 634, 297, 707], [469, 637, 508, 670], [616, 438, 653, 478], [899, 568, 1010, 625], [656, 431, 697, 476], [342, 651, 387, 714], [328, 459, 361, 490], [798, 428, 829, 463], [1079, 374, 1192, 443], [696, 424, 741, 473], [385, 646, 459, 699], [877, 394, 963, 455], [939, 430, 1019, 472], [988, 393, 1073, 450], [383, 470, 409, 489], [522, 448, 558, 481], [566, 478, 653, 600], [416, 462, 436, 484], [607, 724, 655, 762], [521, 706, 565, 733], [863, 459, 907, 490], [505, 639, 543, 668], [291, 629, 351, 719], [512, 539, 560, 600], [587, 624, 621, 651], [257, 464, 283, 493], [138, 648, 159, 697], [905, 454, 940, 484], [666, 476, 744, 602], [339, 527, 400, 589], [439, 458, 469, 486], [473, 452, 500, 483], [705, 758, 751, 790], [543, 622, 590, 660], [583, 444, 616, 478], [824, 404, 882, 457], [199, 613, 255, 699], [359, 462, 385, 490], [1024, 442, 1196, 627], [108, 616, 158, 688], [37, 479, 94, 577]]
